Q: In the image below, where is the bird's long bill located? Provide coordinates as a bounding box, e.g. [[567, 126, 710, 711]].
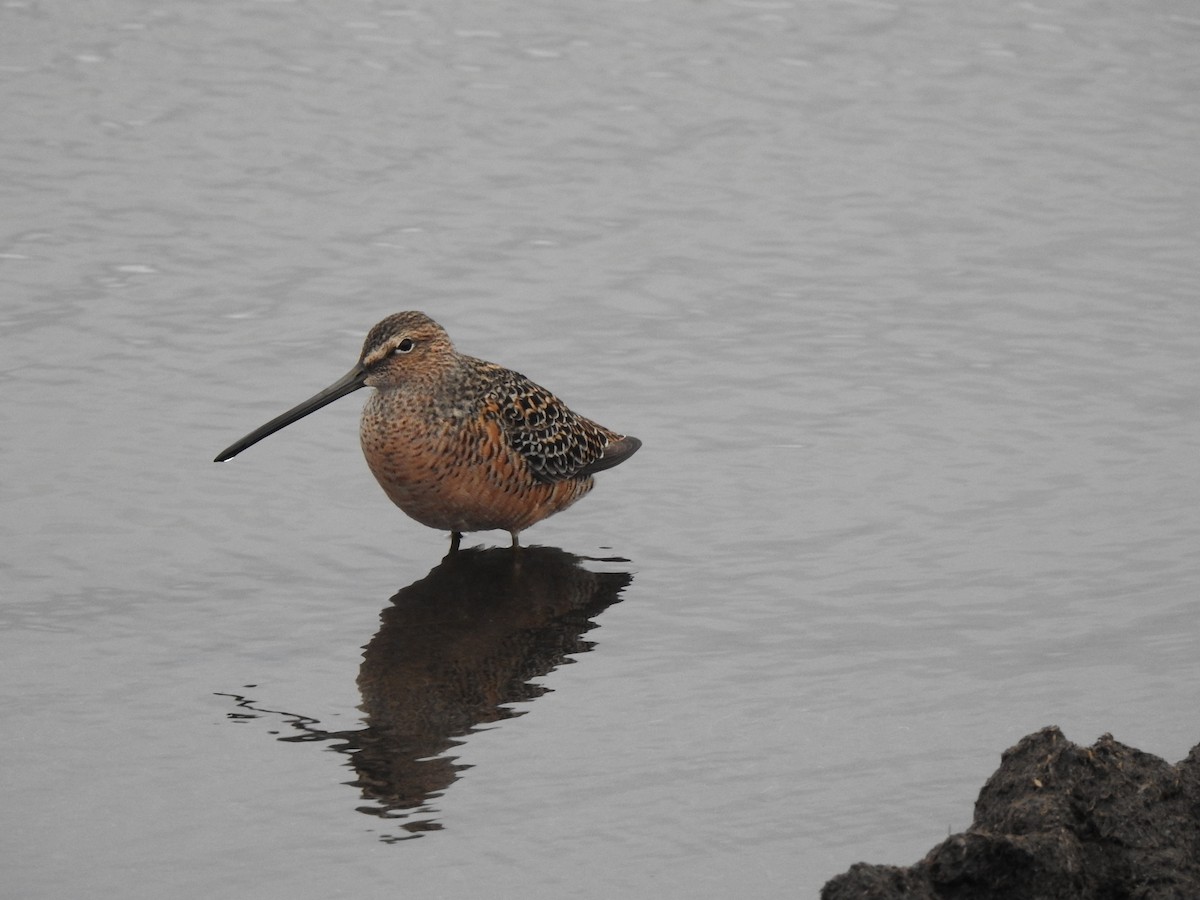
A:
[[214, 364, 368, 462]]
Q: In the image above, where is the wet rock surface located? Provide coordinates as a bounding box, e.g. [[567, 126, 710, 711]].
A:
[[822, 726, 1200, 899]]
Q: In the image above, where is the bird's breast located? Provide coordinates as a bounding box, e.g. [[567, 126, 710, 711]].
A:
[[357, 389, 590, 533]]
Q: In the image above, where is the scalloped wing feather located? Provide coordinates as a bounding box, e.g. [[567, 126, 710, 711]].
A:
[[485, 370, 620, 483]]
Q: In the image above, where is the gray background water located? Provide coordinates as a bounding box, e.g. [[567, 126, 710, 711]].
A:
[[3, 0, 1199, 896]]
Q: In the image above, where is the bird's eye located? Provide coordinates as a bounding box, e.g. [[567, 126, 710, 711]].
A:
[[393, 338, 415, 355]]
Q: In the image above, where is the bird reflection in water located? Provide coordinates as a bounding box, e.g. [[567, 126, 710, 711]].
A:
[[220, 545, 632, 841]]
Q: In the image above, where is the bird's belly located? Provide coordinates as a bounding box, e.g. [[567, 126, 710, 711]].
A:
[[359, 412, 591, 534]]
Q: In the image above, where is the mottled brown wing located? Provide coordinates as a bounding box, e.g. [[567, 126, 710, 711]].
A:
[[485, 370, 617, 483]]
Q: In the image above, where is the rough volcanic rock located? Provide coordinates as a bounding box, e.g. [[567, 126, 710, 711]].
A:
[[822, 726, 1200, 899]]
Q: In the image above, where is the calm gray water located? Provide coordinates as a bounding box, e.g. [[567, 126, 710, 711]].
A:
[[3, 1, 1199, 896]]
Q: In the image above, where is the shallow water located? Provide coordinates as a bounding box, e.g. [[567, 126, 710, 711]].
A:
[[3, 0, 1200, 896]]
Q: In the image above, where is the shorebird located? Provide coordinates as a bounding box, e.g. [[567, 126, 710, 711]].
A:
[[215, 312, 640, 550]]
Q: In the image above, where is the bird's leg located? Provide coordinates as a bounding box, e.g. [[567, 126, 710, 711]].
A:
[[509, 531, 521, 549], [449, 531, 462, 554]]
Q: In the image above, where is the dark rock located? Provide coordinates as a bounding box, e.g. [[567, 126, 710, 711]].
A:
[[822, 726, 1200, 900]]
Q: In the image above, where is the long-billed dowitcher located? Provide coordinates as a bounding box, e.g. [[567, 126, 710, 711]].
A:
[[215, 312, 640, 549]]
